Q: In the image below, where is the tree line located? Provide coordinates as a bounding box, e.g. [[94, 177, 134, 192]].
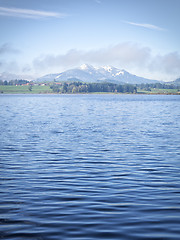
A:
[[0, 79, 30, 85], [50, 82, 137, 93], [137, 83, 179, 91]]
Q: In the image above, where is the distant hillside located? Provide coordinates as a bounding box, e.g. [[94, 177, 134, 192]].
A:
[[36, 64, 159, 84], [166, 77, 180, 86], [174, 78, 180, 85]]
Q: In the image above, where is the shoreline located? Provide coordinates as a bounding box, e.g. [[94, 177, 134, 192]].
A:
[[0, 92, 180, 95]]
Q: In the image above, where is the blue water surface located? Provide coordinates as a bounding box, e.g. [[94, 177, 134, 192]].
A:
[[0, 94, 180, 239]]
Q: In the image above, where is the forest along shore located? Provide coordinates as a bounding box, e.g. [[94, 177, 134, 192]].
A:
[[0, 81, 180, 94]]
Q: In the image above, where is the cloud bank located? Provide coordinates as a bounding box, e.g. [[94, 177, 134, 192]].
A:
[[33, 43, 180, 81], [0, 6, 66, 19], [33, 43, 151, 70]]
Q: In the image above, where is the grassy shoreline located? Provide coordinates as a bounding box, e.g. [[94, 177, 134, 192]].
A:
[[0, 85, 180, 95]]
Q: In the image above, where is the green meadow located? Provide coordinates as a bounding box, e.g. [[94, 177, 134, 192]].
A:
[[0, 85, 53, 94], [0, 84, 179, 94]]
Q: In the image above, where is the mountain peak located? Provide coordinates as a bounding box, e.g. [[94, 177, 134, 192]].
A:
[[80, 64, 93, 70], [101, 66, 113, 72]]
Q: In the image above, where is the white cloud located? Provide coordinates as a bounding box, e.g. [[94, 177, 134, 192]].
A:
[[124, 21, 166, 31], [149, 52, 180, 74], [33, 43, 151, 73], [0, 6, 66, 19], [33, 43, 150, 69]]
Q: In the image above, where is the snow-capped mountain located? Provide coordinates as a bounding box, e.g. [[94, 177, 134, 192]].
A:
[[36, 64, 158, 84]]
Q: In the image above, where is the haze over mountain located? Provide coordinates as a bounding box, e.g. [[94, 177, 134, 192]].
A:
[[36, 64, 159, 84], [167, 78, 180, 86], [0, 72, 33, 81]]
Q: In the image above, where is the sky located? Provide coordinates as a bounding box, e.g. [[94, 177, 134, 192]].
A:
[[0, 0, 180, 81]]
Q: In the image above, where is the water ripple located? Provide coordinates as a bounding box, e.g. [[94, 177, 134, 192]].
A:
[[0, 94, 180, 239]]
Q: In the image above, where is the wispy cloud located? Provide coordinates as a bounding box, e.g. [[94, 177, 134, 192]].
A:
[[124, 21, 166, 31], [0, 6, 67, 19], [95, 0, 101, 4]]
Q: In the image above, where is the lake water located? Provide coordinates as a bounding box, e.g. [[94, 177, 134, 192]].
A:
[[0, 94, 180, 240]]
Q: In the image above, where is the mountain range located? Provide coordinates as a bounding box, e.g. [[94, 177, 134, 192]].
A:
[[1, 65, 179, 85], [36, 64, 159, 84]]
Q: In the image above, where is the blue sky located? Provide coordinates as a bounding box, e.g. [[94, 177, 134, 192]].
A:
[[0, 0, 180, 81]]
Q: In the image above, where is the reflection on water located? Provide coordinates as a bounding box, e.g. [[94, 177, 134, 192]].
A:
[[0, 94, 180, 239]]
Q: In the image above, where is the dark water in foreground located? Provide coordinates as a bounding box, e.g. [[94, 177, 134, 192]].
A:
[[0, 94, 180, 240]]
